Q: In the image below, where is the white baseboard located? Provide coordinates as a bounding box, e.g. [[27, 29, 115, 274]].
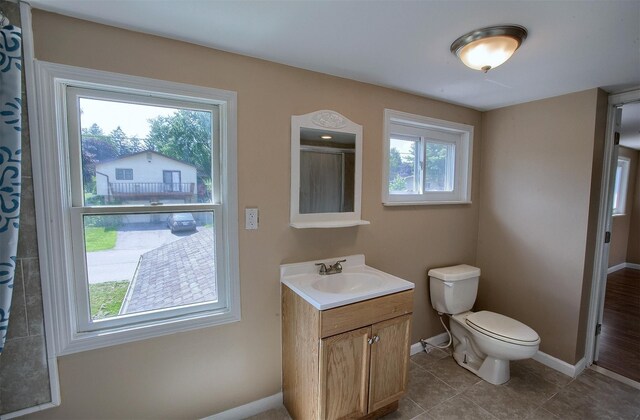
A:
[[607, 262, 640, 273], [411, 332, 450, 355], [533, 351, 586, 378], [607, 262, 627, 273], [207, 332, 449, 419], [415, 334, 584, 379], [205, 392, 283, 420], [2, 401, 59, 420], [205, 339, 585, 420]]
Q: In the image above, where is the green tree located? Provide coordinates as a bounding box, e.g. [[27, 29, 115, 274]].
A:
[[425, 143, 449, 190], [82, 124, 119, 162], [81, 124, 118, 194], [388, 145, 416, 191], [110, 126, 134, 156], [389, 147, 403, 181], [389, 174, 406, 191], [146, 110, 212, 177]]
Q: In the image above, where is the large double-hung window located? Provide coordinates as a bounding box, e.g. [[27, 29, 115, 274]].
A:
[[383, 109, 473, 205], [33, 62, 239, 354]]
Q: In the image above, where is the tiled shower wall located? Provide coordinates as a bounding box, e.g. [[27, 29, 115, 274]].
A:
[[0, 1, 52, 414]]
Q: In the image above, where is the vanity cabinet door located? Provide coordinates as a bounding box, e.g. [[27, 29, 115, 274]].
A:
[[368, 314, 412, 412], [319, 326, 372, 420]]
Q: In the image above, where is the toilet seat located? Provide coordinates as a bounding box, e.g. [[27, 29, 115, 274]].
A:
[[465, 311, 540, 346]]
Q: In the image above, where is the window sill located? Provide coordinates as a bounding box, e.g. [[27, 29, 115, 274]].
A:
[[59, 307, 240, 355], [383, 200, 472, 206]]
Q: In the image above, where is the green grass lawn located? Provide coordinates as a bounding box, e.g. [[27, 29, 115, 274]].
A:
[[84, 226, 117, 252], [89, 280, 130, 319]]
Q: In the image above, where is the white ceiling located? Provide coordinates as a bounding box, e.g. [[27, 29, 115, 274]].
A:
[[28, 0, 640, 111]]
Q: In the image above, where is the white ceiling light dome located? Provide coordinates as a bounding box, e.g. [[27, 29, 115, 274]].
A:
[[451, 25, 528, 73]]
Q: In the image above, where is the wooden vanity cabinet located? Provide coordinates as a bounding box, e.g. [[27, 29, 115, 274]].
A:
[[282, 286, 413, 420]]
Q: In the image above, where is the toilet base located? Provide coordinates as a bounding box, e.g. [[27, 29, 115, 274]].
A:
[[449, 315, 514, 385], [453, 351, 510, 385]]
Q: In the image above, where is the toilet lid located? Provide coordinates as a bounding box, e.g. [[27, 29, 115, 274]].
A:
[[466, 311, 540, 345]]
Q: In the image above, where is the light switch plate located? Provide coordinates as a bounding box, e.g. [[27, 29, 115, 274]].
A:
[[245, 208, 259, 230]]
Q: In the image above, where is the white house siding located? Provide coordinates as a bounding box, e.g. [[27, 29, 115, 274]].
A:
[[95, 152, 197, 201]]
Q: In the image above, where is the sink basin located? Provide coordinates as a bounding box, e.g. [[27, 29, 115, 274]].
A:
[[281, 254, 414, 310], [311, 273, 386, 294]]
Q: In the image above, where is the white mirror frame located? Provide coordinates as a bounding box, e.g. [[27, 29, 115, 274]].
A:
[[290, 110, 369, 228]]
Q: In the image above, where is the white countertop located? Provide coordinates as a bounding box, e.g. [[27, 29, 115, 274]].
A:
[[280, 254, 414, 310]]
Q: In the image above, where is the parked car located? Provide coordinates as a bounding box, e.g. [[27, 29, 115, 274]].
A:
[[167, 213, 197, 233]]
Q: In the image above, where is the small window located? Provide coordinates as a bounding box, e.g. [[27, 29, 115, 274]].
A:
[[613, 157, 630, 216], [115, 168, 133, 180], [383, 109, 473, 205]]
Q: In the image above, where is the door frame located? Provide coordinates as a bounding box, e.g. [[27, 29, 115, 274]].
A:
[[584, 89, 640, 366]]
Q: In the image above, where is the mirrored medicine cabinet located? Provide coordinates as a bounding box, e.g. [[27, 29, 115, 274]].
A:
[[290, 110, 369, 228]]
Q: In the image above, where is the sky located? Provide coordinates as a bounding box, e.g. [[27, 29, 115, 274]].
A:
[[79, 98, 177, 138], [390, 137, 416, 158]]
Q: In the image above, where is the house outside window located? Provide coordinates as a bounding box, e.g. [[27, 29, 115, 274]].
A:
[[115, 168, 133, 180], [613, 156, 631, 216], [33, 62, 239, 354], [383, 109, 473, 205]]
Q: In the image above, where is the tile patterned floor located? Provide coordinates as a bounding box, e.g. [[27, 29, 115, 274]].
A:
[[248, 349, 640, 420]]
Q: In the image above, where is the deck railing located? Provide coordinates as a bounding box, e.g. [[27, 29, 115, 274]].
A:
[[109, 182, 195, 196]]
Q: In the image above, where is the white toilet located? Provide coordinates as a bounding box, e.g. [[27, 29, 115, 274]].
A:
[[428, 264, 540, 385]]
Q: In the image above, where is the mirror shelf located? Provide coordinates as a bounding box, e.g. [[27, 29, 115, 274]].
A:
[[291, 110, 369, 229], [290, 219, 370, 229]]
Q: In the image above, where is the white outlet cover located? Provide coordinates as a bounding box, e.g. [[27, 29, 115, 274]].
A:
[[245, 208, 258, 230]]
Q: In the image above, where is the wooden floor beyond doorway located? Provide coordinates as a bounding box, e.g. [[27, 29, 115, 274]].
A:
[[596, 268, 640, 383]]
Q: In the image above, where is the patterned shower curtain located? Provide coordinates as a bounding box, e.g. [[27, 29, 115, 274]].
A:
[[0, 23, 22, 353]]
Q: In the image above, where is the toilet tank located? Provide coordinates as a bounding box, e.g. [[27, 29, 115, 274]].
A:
[[429, 264, 481, 314]]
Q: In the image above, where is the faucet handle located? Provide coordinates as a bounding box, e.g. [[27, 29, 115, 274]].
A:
[[315, 262, 328, 275], [333, 259, 347, 271]]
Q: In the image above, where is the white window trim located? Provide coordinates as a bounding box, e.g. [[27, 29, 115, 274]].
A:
[[613, 156, 631, 216], [382, 109, 473, 206], [31, 61, 240, 355]]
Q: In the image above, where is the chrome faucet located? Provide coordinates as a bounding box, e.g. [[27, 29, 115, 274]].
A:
[[315, 259, 347, 275]]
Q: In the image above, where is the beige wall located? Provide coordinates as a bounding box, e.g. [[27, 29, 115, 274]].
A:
[[626, 150, 640, 264], [608, 147, 639, 267], [27, 11, 482, 418], [477, 89, 606, 364]]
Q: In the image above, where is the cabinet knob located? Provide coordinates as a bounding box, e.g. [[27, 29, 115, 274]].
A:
[[374, 335, 380, 343], [368, 335, 380, 345], [367, 337, 374, 345]]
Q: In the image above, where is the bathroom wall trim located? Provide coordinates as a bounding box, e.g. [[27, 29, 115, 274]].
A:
[[413, 332, 586, 378], [207, 336, 580, 419], [626, 263, 640, 271], [607, 262, 640, 274], [9, 3, 63, 417], [607, 262, 627, 273], [208, 334, 449, 418], [3, 401, 59, 420], [410, 332, 450, 355], [533, 351, 586, 378], [205, 392, 283, 419]]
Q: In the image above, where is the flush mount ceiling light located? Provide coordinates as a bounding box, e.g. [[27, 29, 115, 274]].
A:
[[451, 25, 528, 73], [321, 135, 333, 139]]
